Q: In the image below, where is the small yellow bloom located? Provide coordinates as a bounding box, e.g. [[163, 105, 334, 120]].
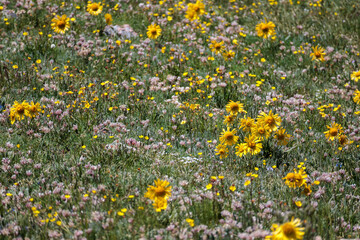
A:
[[186, 218, 195, 227]]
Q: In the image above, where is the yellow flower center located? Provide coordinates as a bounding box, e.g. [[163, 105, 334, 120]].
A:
[[57, 20, 66, 29], [154, 186, 166, 197], [329, 128, 338, 136], [225, 132, 234, 141], [282, 223, 296, 238], [91, 4, 99, 11], [315, 52, 322, 58], [261, 26, 269, 34], [193, 5, 200, 12], [258, 128, 265, 134], [248, 141, 256, 149], [277, 133, 285, 140], [265, 116, 274, 125], [339, 135, 347, 145], [294, 173, 302, 183], [151, 29, 157, 35], [230, 103, 239, 112], [16, 105, 25, 114], [246, 121, 252, 127], [286, 173, 295, 182], [30, 106, 37, 113]]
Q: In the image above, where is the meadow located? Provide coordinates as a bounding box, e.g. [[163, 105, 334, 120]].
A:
[[0, 0, 360, 239]]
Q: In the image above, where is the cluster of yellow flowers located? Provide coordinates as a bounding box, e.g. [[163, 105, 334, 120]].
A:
[[51, 2, 113, 35], [323, 122, 351, 146], [255, 20, 328, 63], [144, 179, 172, 212], [9, 100, 42, 124], [216, 100, 291, 160], [185, 0, 205, 21]]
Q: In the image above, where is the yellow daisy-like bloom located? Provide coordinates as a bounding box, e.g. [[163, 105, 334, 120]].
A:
[[251, 122, 271, 140], [225, 100, 245, 115], [274, 128, 292, 146], [144, 179, 172, 201], [268, 217, 305, 240], [235, 143, 247, 157], [215, 144, 229, 159], [283, 169, 307, 189], [105, 13, 112, 25], [310, 45, 326, 62], [185, 8, 199, 21], [243, 135, 262, 155], [10, 100, 29, 124], [353, 90, 360, 104], [222, 50, 235, 61], [240, 116, 256, 133], [223, 114, 236, 126], [324, 122, 343, 141], [153, 198, 168, 212], [87, 2, 103, 16], [219, 127, 239, 146], [147, 24, 162, 39], [351, 70, 360, 82], [209, 40, 225, 54], [188, 0, 205, 16], [257, 110, 282, 132], [51, 15, 70, 34], [255, 20, 276, 39], [27, 101, 41, 118]]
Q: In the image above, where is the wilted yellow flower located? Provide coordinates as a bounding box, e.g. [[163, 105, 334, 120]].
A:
[[274, 128, 292, 146]]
